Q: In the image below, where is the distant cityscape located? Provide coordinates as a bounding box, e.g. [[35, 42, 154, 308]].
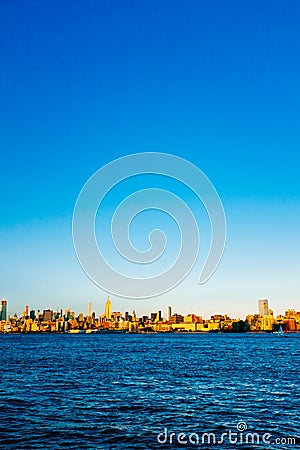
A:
[[0, 297, 299, 334]]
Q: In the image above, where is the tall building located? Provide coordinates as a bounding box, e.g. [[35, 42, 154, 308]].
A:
[[258, 299, 269, 316], [150, 312, 157, 322], [105, 296, 112, 320], [155, 310, 162, 322], [78, 313, 84, 322], [43, 309, 53, 322], [168, 306, 172, 320], [0, 300, 7, 321], [88, 302, 92, 317]]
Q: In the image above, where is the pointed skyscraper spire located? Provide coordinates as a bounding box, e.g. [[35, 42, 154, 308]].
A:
[[105, 296, 112, 320]]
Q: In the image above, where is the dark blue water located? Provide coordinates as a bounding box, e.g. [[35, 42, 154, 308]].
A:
[[0, 333, 299, 449]]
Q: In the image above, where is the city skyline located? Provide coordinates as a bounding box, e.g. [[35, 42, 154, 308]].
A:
[[1, 295, 298, 323], [1, 296, 299, 334]]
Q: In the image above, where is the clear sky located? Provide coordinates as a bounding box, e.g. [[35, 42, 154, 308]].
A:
[[1, 0, 299, 318]]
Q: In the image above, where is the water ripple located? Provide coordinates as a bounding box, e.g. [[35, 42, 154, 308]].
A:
[[0, 333, 299, 449]]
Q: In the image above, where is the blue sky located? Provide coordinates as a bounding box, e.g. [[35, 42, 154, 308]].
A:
[[1, 0, 299, 317]]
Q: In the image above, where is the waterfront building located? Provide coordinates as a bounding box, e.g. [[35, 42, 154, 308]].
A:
[[286, 319, 297, 331], [285, 309, 300, 324], [88, 302, 92, 317], [208, 320, 220, 332], [246, 315, 256, 331], [132, 310, 139, 330], [168, 313, 184, 324], [184, 314, 202, 323], [155, 322, 172, 332], [172, 322, 197, 332], [31, 321, 38, 332], [24, 318, 32, 332], [261, 314, 275, 331]]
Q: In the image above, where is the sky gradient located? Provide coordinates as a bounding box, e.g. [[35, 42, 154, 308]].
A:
[[1, 0, 299, 318]]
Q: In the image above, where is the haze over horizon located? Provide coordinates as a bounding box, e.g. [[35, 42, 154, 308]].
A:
[[1, 1, 299, 317]]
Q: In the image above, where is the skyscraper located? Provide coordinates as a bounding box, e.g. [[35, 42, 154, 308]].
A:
[[258, 299, 269, 316], [43, 309, 53, 322], [168, 306, 172, 320], [88, 302, 92, 317], [155, 310, 162, 322], [105, 297, 112, 320], [0, 300, 7, 321], [78, 313, 84, 322]]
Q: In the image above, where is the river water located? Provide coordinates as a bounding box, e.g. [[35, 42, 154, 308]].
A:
[[0, 333, 299, 449]]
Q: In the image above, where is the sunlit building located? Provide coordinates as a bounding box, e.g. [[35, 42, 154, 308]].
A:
[[261, 314, 275, 331], [168, 313, 184, 324], [258, 299, 269, 316], [155, 310, 162, 322], [78, 313, 84, 322], [105, 297, 112, 320]]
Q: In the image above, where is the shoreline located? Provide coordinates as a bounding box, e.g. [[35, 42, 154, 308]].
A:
[[1, 330, 299, 335]]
